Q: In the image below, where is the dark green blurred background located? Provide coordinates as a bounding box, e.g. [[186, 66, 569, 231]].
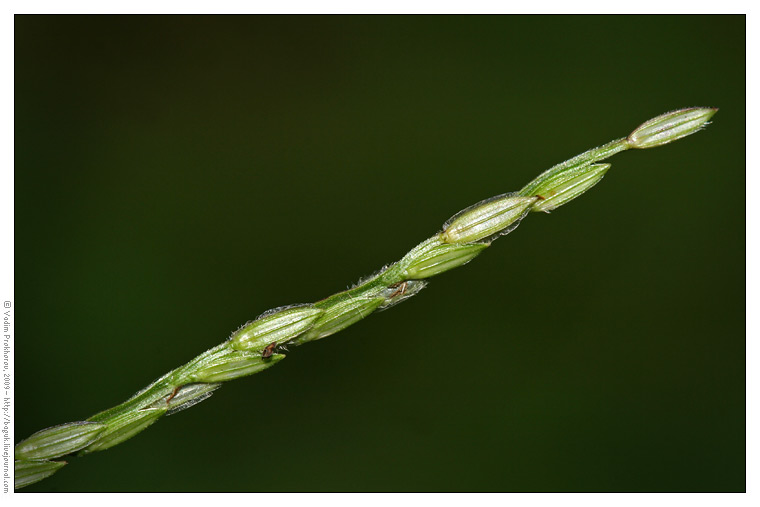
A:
[[15, 15, 744, 492]]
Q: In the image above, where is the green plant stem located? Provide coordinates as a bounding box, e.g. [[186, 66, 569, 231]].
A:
[[14, 107, 717, 489]]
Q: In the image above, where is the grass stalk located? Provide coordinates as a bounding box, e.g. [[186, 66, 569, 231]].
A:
[[14, 107, 718, 489]]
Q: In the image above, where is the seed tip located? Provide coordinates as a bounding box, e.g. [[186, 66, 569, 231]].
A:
[[627, 106, 718, 149]]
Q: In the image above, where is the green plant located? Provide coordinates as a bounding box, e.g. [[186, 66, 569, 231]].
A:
[[14, 107, 718, 489]]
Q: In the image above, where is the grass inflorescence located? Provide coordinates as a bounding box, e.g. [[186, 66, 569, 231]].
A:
[[14, 107, 718, 489]]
